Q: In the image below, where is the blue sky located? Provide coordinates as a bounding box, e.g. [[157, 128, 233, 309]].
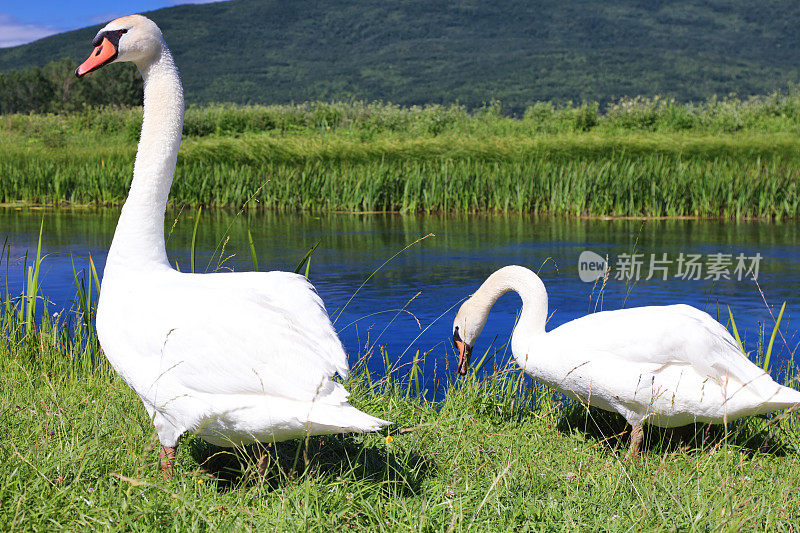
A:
[[0, 1, 225, 47]]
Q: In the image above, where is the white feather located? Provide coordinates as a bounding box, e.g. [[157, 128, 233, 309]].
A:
[[455, 266, 800, 428], [91, 15, 388, 448]]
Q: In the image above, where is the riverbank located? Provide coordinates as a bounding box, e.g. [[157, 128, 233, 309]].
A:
[[3, 238, 800, 529], [2, 100, 800, 217], [3, 307, 800, 529]]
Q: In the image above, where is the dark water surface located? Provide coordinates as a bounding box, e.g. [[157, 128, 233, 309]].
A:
[[3, 207, 799, 397]]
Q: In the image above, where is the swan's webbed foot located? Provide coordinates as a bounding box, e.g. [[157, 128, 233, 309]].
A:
[[159, 445, 176, 479]]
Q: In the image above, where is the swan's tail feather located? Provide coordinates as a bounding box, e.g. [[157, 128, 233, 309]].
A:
[[756, 385, 800, 413], [309, 402, 391, 434]]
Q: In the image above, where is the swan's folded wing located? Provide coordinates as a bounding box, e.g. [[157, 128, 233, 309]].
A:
[[679, 305, 776, 394], [550, 304, 772, 390], [156, 272, 351, 403]]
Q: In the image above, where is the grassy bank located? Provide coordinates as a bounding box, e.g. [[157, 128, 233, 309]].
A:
[[6, 346, 800, 530], [3, 98, 800, 217], [3, 242, 800, 529]]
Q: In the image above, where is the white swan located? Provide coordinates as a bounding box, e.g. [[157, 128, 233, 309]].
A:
[[76, 15, 389, 477], [453, 265, 800, 454]]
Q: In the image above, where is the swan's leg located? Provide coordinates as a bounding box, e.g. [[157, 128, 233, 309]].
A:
[[159, 446, 176, 479], [256, 453, 269, 476], [252, 442, 270, 477], [628, 425, 644, 458]]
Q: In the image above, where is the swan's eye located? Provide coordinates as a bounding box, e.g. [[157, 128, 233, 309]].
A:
[[452, 327, 462, 345], [92, 29, 128, 48]]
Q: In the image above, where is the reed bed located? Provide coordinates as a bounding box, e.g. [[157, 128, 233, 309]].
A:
[[3, 138, 800, 218], [2, 233, 800, 529], [3, 98, 800, 217]]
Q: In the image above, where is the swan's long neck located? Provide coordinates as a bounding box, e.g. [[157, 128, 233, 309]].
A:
[[106, 45, 183, 269], [470, 266, 549, 340]]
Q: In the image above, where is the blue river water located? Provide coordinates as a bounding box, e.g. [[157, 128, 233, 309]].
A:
[[2, 207, 799, 398]]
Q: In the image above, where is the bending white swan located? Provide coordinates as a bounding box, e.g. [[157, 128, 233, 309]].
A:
[[76, 15, 388, 476], [453, 265, 800, 454]]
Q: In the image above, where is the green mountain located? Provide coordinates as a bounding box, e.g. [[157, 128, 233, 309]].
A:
[[1, 0, 799, 110]]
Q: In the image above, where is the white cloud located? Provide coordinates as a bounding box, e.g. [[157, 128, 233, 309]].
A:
[[0, 14, 58, 48]]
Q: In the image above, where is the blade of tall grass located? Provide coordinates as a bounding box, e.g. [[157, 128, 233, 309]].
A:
[[473, 335, 501, 374], [70, 259, 94, 353], [406, 351, 420, 398], [23, 220, 43, 336], [726, 305, 745, 353], [89, 253, 101, 291], [294, 242, 319, 275], [190, 207, 201, 273], [247, 229, 259, 272], [763, 301, 786, 372]]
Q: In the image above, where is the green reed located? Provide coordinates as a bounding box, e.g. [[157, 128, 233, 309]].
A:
[[3, 98, 800, 217], [3, 134, 800, 218]]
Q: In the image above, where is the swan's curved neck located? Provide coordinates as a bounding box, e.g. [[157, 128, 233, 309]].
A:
[[470, 266, 549, 339], [107, 45, 183, 269]]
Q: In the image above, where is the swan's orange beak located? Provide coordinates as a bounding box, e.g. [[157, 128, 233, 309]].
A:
[[75, 37, 118, 77], [455, 339, 472, 376]]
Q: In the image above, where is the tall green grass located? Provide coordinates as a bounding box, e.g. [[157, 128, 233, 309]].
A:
[[3, 142, 800, 218], [3, 97, 800, 217]]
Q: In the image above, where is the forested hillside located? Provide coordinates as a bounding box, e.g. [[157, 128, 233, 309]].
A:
[[1, 0, 799, 109]]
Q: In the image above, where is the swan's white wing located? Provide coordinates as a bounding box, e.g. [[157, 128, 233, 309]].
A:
[[671, 304, 771, 388], [154, 271, 350, 403], [548, 304, 770, 389]]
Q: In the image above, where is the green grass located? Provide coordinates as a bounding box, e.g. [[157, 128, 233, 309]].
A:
[[3, 99, 800, 218], [3, 237, 800, 530], [5, 316, 800, 530]]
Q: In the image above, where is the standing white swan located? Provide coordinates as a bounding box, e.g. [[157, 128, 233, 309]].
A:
[[76, 15, 388, 477], [453, 265, 800, 455]]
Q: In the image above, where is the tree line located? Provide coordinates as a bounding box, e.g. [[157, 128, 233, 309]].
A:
[[0, 58, 142, 114]]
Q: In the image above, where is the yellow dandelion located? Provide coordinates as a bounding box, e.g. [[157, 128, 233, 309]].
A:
[[385, 435, 393, 445], [197, 479, 204, 484], [326, 126, 331, 130]]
